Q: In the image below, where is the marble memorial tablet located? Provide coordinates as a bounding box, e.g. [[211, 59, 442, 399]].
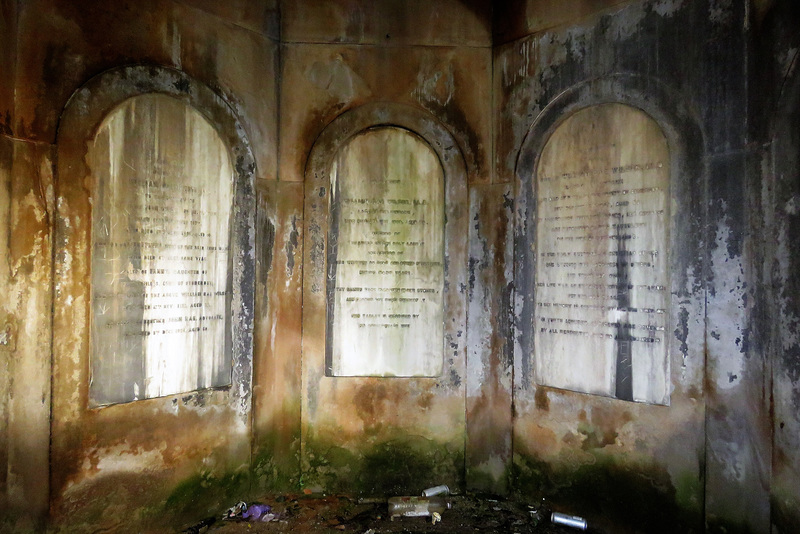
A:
[[328, 127, 444, 376], [534, 103, 670, 404], [89, 94, 233, 405]]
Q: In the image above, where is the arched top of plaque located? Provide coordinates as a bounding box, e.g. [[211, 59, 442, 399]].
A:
[[53, 65, 255, 415]]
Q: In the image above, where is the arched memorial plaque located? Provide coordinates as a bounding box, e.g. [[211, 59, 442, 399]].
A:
[[328, 127, 445, 377], [89, 94, 234, 405], [534, 103, 669, 404]]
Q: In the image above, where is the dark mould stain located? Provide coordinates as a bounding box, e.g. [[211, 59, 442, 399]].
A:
[[0, 111, 11, 136], [235, 155, 255, 178], [468, 257, 479, 292], [285, 215, 299, 275], [308, 221, 324, 266], [728, 373, 738, 383], [319, 186, 326, 197], [675, 307, 689, 358], [450, 369, 462, 387], [173, 78, 191, 93], [710, 330, 721, 340], [781, 344, 800, 384], [613, 223, 633, 402], [739, 328, 750, 353], [534, 387, 549, 411], [420, 98, 484, 174], [502, 192, 513, 210], [256, 198, 275, 287]]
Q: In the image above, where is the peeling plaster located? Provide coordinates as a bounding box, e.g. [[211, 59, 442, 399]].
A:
[[307, 56, 370, 102], [653, 0, 685, 17], [710, 439, 747, 482], [708, 222, 747, 391], [607, 2, 648, 41], [709, 0, 734, 25]]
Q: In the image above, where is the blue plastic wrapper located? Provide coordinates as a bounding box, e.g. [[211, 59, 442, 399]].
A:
[[242, 503, 272, 521]]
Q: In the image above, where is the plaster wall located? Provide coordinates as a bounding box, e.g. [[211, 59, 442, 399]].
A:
[[0, 0, 15, 135], [495, 1, 765, 532], [0, 1, 799, 533], [757, 4, 800, 532], [0, 134, 54, 529], [280, 0, 492, 496], [1, 1, 280, 531]]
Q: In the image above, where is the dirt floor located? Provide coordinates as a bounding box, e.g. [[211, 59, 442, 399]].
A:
[[179, 494, 597, 534]]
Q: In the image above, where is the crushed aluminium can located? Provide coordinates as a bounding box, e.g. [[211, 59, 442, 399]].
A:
[[421, 484, 450, 497], [551, 512, 588, 530]]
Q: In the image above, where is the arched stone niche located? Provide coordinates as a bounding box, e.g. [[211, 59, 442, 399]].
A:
[[515, 75, 705, 407], [304, 102, 467, 380], [300, 102, 468, 492], [51, 66, 255, 508]]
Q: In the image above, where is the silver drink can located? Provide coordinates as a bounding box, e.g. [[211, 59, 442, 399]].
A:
[[551, 512, 588, 530], [421, 485, 450, 497]]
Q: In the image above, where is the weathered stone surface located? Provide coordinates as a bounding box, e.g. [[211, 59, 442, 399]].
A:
[[252, 180, 303, 492], [0, 135, 54, 524], [465, 182, 514, 494], [329, 127, 445, 377], [502, 3, 712, 531], [279, 43, 491, 184], [2, 0, 800, 531], [758, 3, 800, 531], [177, 0, 279, 39], [534, 103, 670, 405], [494, 0, 638, 45], [89, 94, 234, 405], [281, 0, 491, 47], [302, 102, 469, 494], [12, 0, 278, 182], [0, 0, 15, 136], [49, 66, 256, 532]]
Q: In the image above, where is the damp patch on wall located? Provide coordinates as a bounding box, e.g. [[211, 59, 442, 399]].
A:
[[533, 103, 670, 405]]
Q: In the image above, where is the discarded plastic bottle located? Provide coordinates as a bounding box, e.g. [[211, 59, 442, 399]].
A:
[[551, 512, 588, 530], [421, 484, 450, 497], [387, 496, 451, 521]]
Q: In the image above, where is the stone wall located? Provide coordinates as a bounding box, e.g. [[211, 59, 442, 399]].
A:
[[0, 1, 799, 533]]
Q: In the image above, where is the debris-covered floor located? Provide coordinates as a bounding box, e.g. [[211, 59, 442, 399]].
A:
[[181, 494, 599, 534]]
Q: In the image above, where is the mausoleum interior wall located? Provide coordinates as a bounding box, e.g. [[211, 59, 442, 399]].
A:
[[755, 3, 800, 531], [280, 0, 493, 495], [0, 134, 54, 528], [496, 1, 768, 532], [1, 0, 800, 532], [0, 0, 15, 136], [1, 0, 280, 530]]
